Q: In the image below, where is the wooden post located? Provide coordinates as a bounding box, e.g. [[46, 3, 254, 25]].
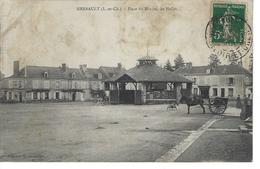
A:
[[133, 82, 137, 91], [174, 82, 182, 104], [117, 82, 120, 104]]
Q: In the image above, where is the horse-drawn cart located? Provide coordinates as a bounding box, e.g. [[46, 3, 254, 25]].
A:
[[208, 97, 229, 115], [180, 95, 229, 115]]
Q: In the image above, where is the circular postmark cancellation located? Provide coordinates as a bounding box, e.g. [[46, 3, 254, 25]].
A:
[[205, 3, 253, 62]]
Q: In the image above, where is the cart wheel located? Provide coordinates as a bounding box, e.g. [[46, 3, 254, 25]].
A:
[[209, 104, 226, 114]]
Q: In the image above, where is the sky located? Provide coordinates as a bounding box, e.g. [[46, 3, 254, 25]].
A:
[[0, 0, 253, 76]]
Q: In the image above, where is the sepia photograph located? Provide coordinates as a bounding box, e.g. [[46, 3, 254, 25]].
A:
[[0, 0, 253, 163]]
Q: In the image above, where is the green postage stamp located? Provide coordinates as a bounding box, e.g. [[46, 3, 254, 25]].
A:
[[205, 2, 252, 61], [211, 3, 246, 45]]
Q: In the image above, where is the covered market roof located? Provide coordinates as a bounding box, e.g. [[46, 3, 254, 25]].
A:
[[106, 56, 192, 83]]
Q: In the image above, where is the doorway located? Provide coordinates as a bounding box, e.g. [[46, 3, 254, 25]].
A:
[[55, 92, 60, 100], [221, 88, 225, 97], [119, 90, 135, 104], [72, 92, 76, 101], [199, 86, 210, 99], [19, 92, 23, 102]]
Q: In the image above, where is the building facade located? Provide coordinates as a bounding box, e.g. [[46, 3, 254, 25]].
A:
[[174, 63, 253, 99], [0, 61, 123, 103]]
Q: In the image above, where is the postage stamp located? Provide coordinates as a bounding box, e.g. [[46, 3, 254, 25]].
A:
[[205, 3, 252, 62], [211, 3, 246, 45]]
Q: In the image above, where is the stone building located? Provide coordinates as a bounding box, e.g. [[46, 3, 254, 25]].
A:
[[0, 61, 123, 102], [174, 63, 253, 99]]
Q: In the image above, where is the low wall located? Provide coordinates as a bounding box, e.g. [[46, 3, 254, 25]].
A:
[[145, 99, 176, 105]]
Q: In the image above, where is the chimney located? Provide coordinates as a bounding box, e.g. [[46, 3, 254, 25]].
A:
[[13, 61, 19, 76], [186, 62, 192, 69], [61, 63, 67, 71], [117, 63, 122, 69]]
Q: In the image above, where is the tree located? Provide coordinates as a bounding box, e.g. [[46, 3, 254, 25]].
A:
[[174, 54, 185, 69], [164, 59, 174, 72], [208, 54, 221, 66]]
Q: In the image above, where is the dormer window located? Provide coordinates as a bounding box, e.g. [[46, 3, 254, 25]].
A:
[[43, 72, 48, 78], [109, 73, 114, 77], [71, 72, 76, 79]]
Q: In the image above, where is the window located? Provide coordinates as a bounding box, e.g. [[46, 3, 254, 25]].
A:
[[228, 88, 234, 97], [18, 81, 22, 88], [105, 82, 110, 90], [33, 92, 37, 100], [55, 81, 61, 89], [71, 72, 76, 79], [98, 73, 102, 80], [45, 92, 49, 100], [213, 88, 218, 96], [93, 74, 98, 79], [12, 81, 17, 88], [109, 73, 114, 77], [84, 81, 89, 89], [8, 92, 12, 100], [221, 88, 225, 97], [43, 72, 48, 78], [228, 77, 234, 85], [12, 80, 23, 88], [43, 80, 50, 89], [32, 80, 39, 89], [182, 83, 187, 89], [73, 82, 79, 89]]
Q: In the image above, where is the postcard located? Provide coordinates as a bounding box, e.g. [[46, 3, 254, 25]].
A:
[[0, 0, 253, 162]]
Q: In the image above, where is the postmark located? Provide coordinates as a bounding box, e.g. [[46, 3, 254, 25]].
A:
[[205, 3, 252, 62]]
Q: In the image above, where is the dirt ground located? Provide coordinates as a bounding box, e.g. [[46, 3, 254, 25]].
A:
[[0, 103, 214, 161]]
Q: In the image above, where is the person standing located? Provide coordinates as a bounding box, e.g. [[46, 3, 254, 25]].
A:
[[243, 95, 248, 106], [236, 95, 242, 108]]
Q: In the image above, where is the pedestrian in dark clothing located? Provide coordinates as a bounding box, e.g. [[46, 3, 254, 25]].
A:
[[236, 95, 242, 108], [243, 95, 252, 118], [243, 95, 248, 106]]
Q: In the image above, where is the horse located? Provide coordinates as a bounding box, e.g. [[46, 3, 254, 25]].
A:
[[180, 95, 205, 114]]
